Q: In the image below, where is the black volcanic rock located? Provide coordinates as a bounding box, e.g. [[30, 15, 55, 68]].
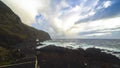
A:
[[37, 46, 120, 68], [39, 45, 70, 53], [85, 48, 120, 63], [0, 1, 51, 48]]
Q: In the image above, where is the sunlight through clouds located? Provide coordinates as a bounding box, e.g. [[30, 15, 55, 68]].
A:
[[67, 17, 120, 38], [1, 0, 120, 39]]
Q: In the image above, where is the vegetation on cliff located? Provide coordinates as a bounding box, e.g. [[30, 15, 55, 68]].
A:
[[0, 1, 51, 65]]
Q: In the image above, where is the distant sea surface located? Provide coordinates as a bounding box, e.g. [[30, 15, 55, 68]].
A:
[[37, 39, 120, 59]]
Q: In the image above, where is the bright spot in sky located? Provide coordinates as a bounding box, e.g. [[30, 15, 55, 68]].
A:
[[1, 0, 120, 39], [103, 1, 112, 8]]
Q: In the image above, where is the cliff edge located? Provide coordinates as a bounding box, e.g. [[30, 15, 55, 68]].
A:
[[0, 1, 51, 48], [0, 1, 51, 65]]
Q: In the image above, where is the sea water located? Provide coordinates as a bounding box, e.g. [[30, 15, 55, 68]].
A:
[[36, 39, 120, 59]]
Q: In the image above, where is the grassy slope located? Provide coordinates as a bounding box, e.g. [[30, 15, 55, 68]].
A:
[[0, 1, 51, 47], [0, 1, 51, 65]]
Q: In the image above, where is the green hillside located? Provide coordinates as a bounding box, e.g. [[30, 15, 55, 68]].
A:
[[0, 1, 51, 65]]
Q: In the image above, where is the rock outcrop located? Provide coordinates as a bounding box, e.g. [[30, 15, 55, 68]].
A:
[[37, 45, 120, 68]]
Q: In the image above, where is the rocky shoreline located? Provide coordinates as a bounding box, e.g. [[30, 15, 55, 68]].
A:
[[36, 45, 120, 68], [1, 44, 120, 68]]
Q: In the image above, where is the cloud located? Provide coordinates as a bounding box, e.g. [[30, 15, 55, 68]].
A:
[[84, 33, 111, 37], [1, 0, 120, 39], [103, 1, 112, 8], [36, 0, 100, 37], [1, 0, 51, 26], [68, 17, 120, 38]]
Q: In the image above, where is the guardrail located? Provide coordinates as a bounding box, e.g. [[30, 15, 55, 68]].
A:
[[0, 61, 35, 68]]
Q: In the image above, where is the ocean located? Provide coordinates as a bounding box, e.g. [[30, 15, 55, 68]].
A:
[[36, 39, 120, 59]]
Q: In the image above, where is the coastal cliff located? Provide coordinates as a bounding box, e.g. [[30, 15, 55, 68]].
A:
[[0, 1, 51, 48], [0, 1, 51, 65]]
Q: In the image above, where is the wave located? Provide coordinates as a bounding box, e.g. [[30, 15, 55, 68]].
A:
[[36, 40, 120, 59]]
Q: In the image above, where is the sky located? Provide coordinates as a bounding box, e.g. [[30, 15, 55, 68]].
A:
[[1, 0, 120, 39]]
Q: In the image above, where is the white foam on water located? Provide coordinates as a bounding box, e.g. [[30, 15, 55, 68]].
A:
[[36, 40, 120, 59]]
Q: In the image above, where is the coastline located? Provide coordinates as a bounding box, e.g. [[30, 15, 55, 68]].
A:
[[1, 45, 120, 68]]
